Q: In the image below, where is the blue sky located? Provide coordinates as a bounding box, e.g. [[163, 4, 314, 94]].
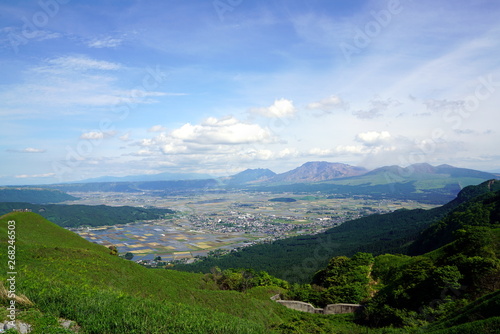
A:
[[1, 0, 500, 185]]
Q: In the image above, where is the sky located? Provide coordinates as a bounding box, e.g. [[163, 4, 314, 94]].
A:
[[1, 0, 500, 185]]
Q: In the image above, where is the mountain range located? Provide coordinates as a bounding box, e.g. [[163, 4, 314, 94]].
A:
[[7, 161, 497, 205], [227, 162, 497, 186], [248, 161, 367, 184], [74, 171, 213, 183], [62, 161, 497, 187]]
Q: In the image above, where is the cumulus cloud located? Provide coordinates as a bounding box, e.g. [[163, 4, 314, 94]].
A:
[[170, 116, 273, 145], [131, 116, 277, 164], [355, 131, 392, 146], [306, 95, 349, 112], [250, 98, 296, 118]]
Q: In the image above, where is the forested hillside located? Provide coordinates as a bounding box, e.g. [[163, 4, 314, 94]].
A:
[[175, 180, 500, 283], [0, 212, 406, 333], [267, 186, 500, 331], [0, 188, 77, 204], [0, 202, 174, 228]]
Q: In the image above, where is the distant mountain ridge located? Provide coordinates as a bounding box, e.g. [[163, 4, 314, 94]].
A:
[[366, 163, 496, 180], [31, 162, 499, 204], [75, 171, 213, 183], [269, 161, 368, 183], [63, 162, 496, 187], [224, 168, 276, 186]]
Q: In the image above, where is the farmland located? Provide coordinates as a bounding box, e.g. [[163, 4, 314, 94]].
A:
[[66, 190, 436, 262]]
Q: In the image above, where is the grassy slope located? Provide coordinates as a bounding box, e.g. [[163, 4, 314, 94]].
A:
[[0, 212, 391, 334]]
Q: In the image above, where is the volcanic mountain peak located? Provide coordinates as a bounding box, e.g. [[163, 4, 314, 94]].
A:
[[271, 161, 368, 183]]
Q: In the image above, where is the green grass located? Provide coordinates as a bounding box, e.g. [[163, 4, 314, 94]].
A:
[[0, 212, 394, 333], [2, 211, 495, 333]]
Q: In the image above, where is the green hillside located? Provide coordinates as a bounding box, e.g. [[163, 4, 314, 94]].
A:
[[0, 212, 397, 333], [175, 180, 500, 284], [276, 189, 500, 330], [409, 181, 500, 255], [0, 202, 174, 228], [0, 182, 498, 332], [0, 188, 77, 204]]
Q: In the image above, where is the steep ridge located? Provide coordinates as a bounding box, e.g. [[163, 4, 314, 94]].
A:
[[408, 179, 500, 255]]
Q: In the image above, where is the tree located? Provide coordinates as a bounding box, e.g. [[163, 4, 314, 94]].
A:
[[125, 252, 134, 260], [108, 245, 118, 256]]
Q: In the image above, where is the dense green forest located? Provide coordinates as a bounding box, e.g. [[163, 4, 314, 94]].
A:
[[175, 181, 500, 283], [0, 202, 174, 227], [0, 188, 77, 204]]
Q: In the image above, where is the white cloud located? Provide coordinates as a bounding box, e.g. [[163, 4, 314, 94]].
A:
[[15, 172, 55, 178], [170, 116, 273, 145], [119, 133, 131, 141], [7, 147, 46, 153], [23, 147, 46, 153], [308, 145, 367, 157], [44, 55, 121, 71], [80, 130, 116, 140], [353, 98, 400, 119], [148, 125, 167, 132], [87, 36, 123, 48], [307, 95, 348, 112], [355, 131, 392, 146], [277, 148, 300, 158], [0, 55, 169, 112], [250, 98, 296, 118]]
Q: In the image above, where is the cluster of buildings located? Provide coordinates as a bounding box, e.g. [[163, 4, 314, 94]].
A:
[[187, 211, 343, 237]]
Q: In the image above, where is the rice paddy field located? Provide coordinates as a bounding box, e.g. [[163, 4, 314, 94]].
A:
[[67, 191, 437, 261]]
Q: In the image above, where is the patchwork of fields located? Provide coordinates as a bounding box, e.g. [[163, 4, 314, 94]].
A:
[[71, 221, 258, 261], [67, 191, 437, 262]]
